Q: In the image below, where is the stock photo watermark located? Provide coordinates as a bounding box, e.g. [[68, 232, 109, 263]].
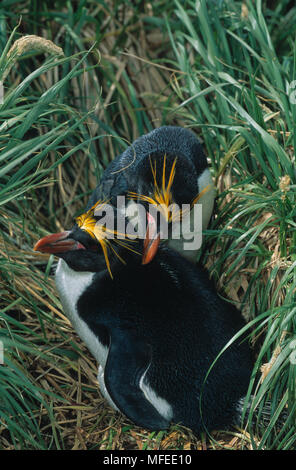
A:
[[0, 81, 3, 104], [289, 80, 296, 104], [0, 340, 3, 365], [91, 196, 204, 251], [289, 339, 296, 365]]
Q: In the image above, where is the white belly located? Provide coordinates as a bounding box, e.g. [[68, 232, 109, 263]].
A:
[[97, 365, 119, 411], [55, 260, 108, 367], [140, 365, 173, 421], [55, 259, 173, 419], [55, 259, 119, 409]]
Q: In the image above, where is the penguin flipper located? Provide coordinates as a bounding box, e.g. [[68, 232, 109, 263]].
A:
[[104, 328, 170, 430]]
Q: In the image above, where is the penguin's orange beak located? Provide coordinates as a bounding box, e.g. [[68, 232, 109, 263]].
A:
[[142, 212, 160, 265], [34, 231, 85, 254]]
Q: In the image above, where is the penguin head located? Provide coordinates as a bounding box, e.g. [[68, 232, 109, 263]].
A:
[[128, 151, 195, 207], [34, 200, 139, 277], [126, 152, 211, 264]]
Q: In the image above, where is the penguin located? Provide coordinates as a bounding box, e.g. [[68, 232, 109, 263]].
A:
[[34, 206, 253, 435], [87, 126, 216, 264]]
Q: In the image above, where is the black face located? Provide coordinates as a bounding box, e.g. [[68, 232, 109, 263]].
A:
[[127, 151, 198, 208], [34, 222, 142, 275], [34, 224, 111, 273], [58, 225, 109, 272], [36, 152, 198, 273]]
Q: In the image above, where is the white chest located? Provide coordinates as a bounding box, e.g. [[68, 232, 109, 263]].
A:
[[55, 259, 108, 367], [54, 259, 173, 420]]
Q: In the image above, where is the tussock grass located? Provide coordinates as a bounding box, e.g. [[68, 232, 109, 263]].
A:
[[0, 0, 295, 450]]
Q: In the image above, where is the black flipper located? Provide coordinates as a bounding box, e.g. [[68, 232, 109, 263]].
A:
[[104, 327, 170, 430]]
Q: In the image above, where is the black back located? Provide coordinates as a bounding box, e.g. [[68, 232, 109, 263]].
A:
[[76, 244, 253, 434]]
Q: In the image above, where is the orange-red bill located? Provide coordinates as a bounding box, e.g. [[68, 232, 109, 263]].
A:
[[142, 213, 160, 265], [33, 231, 85, 254]]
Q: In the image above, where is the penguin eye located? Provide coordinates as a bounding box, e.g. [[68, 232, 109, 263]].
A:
[[76, 213, 97, 239], [76, 199, 141, 279], [128, 156, 181, 223], [76, 199, 109, 240]]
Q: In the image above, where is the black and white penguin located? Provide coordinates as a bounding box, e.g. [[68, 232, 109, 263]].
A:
[[34, 208, 253, 435], [87, 126, 216, 264]]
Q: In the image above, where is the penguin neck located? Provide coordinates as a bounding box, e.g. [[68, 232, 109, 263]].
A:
[[106, 240, 143, 278], [108, 242, 181, 288]]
